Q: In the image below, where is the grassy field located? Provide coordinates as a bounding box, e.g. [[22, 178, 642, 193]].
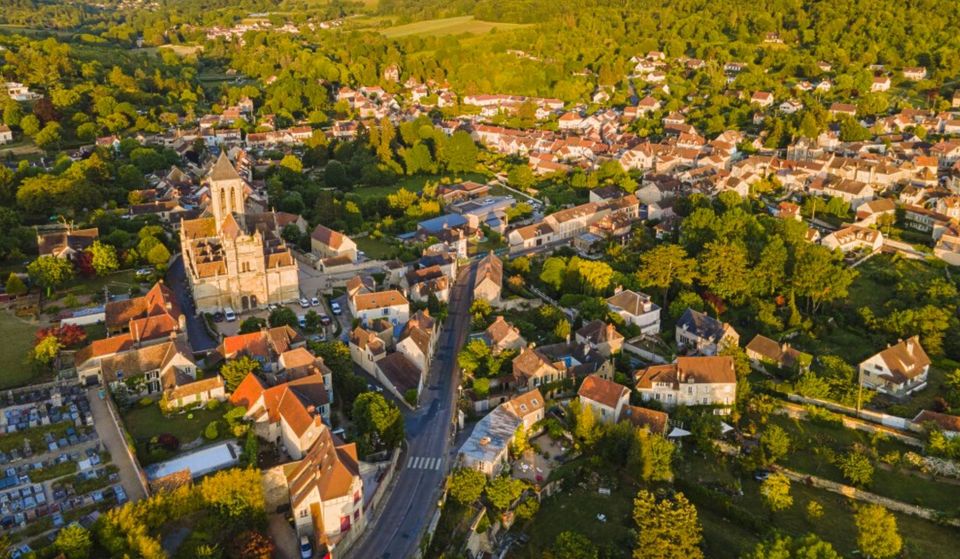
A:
[[379, 16, 530, 38], [355, 236, 401, 259], [123, 403, 230, 464], [0, 310, 41, 389], [351, 171, 489, 200]]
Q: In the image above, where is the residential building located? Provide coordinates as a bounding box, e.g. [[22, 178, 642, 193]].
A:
[[575, 320, 624, 358], [0, 124, 12, 144], [483, 316, 525, 354], [459, 389, 544, 477], [821, 225, 884, 254], [104, 282, 186, 342], [858, 336, 931, 397], [675, 308, 740, 355], [311, 224, 357, 263], [912, 410, 960, 437], [606, 289, 661, 334], [619, 405, 669, 434], [511, 346, 565, 391], [474, 252, 503, 304], [179, 152, 300, 313], [635, 356, 737, 409], [95, 339, 200, 399], [577, 375, 630, 424], [36, 227, 99, 260], [350, 290, 410, 327], [744, 334, 810, 373]]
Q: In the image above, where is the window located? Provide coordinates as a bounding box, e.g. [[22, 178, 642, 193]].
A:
[[354, 510, 360, 521], [340, 515, 351, 533], [299, 508, 308, 518], [353, 490, 361, 504]]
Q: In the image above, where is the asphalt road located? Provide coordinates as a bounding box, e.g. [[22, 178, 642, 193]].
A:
[[165, 255, 218, 352], [344, 262, 476, 559]]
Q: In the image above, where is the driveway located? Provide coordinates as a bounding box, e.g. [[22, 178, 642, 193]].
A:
[[85, 388, 147, 502], [268, 513, 301, 559], [165, 255, 218, 352]]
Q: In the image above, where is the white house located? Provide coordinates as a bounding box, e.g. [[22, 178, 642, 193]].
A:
[[350, 290, 409, 327], [606, 289, 661, 334], [858, 336, 931, 397], [459, 389, 544, 477], [635, 356, 737, 410], [821, 225, 883, 254]]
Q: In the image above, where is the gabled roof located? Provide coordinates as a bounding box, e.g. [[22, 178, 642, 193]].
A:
[[636, 356, 736, 389], [501, 388, 544, 421], [578, 374, 629, 409], [99, 339, 194, 383], [576, 320, 624, 345], [376, 352, 421, 394], [286, 427, 360, 504], [607, 290, 656, 316], [912, 410, 960, 433], [210, 151, 243, 182], [484, 316, 521, 346], [619, 405, 668, 433], [310, 224, 347, 249], [475, 252, 503, 288], [353, 290, 408, 312], [866, 336, 931, 384], [676, 308, 733, 344]]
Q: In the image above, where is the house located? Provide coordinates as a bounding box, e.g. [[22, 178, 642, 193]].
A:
[[903, 67, 927, 81], [635, 356, 737, 410], [104, 282, 186, 342], [751, 91, 774, 108], [230, 370, 333, 459], [575, 321, 624, 358], [96, 339, 199, 398], [375, 352, 423, 404], [619, 405, 669, 434], [675, 308, 740, 355], [745, 334, 810, 373], [0, 124, 12, 144], [459, 389, 544, 477], [215, 325, 303, 371], [396, 310, 438, 377], [577, 375, 630, 424], [606, 289, 661, 334], [37, 227, 100, 260], [286, 426, 364, 545], [310, 224, 357, 263], [474, 252, 503, 304], [821, 225, 883, 254], [858, 336, 931, 397], [911, 410, 960, 437], [829, 103, 857, 118], [871, 76, 891, 92], [348, 326, 389, 375], [350, 290, 409, 326], [483, 316, 526, 354], [438, 181, 490, 204], [511, 346, 565, 391], [855, 199, 897, 225]]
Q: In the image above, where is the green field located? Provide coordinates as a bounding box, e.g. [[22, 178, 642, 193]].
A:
[[355, 236, 401, 259], [0, 310, 41, 389], [380, 16, 530, 38], [351, 171, 488, 200]]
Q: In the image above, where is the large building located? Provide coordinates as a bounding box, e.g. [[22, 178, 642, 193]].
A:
[[635, 356, 737, 410], [179, 153, 300, 313]]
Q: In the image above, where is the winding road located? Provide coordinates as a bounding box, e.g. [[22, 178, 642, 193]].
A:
[[344, 261, 476, 559]]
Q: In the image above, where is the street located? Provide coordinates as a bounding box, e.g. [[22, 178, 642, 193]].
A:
[[344, 262, 476, 559], [164, 255, 218, 352]]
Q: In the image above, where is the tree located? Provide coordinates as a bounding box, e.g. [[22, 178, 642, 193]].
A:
[[443, 131, 478, 172], [220, 355, 261, 391], [239, 316, 267, 334], [632, 490, 704, 559], [146, 243, 171, 268], [569, 399, 599, 448], [760, 424, 791, 464], [199, 468, 266, 525], [34, 122, 62, 150], [32, 334, 62, 366], [27, 255, 74, 296], [268, 306, 298, 329], [791, 245, 857, 313], [485, 475, 526, 511], [698, 239, 751, 304], [279, 154, 303, 174], [745, 534, 840, 559], [760, 472, 793, 513], [228, 530, 274, 559], [353, 392, 405, 453], [553, 531, 598, 559], [635, 244, 697, 308], [56, 524, 92, 559], [448, 468, 487, 506], [837, 449, 874, 486], [855, 504, 902, 559], [88, 240, 119, 276], [5, 273, 27, 296], [508, 164, 536, 191]]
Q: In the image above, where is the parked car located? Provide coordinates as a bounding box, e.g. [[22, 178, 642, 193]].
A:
[[330, 302, 342, 315], [223, 308, 237, 322], [299, 536, 313, 559], [320, 314, 331, 326], [753, 469, 772, 481], [299, 297, 310, 308], [298, 315, 307, 329], [310, 296, 319, 307], [212, 312, 225, 323]]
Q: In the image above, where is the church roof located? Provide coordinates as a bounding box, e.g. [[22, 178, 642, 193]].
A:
[[210, 151, 243, 182]]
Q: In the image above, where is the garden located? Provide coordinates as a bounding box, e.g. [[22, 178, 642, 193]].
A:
[[121, 398, 247, 465]]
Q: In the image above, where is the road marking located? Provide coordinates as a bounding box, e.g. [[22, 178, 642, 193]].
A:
[[406, 456, 442, 470]]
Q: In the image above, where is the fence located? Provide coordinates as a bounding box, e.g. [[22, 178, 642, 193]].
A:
[[782, 394, 923, 447]]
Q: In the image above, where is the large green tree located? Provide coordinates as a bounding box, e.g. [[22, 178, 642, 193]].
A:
[[632, 490, 704, 559], [855, 504, 902, 559]]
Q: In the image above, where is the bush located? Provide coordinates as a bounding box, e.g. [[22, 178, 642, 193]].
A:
[[138, 397, 154, 408], [157, 433, 180, 451], [204, 421, 219, 440], [404, 389, 418, 406], [206, 398, 222, 411]]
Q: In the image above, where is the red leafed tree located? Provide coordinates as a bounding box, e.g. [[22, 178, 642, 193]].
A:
[[228, 531, 275, 559], [73, 251, 95, 278], [35, 325, 87, 348]]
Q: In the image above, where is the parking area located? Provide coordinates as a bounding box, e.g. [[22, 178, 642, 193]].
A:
[[213, 296, 340, 341], [1, 385, 129, 549]]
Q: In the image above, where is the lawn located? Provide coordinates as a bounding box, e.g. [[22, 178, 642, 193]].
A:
[[379, 16, 530, 38], [351, 171, 488, 200], [355, 236, 402, 260], [122, 402, 231, 464], [0, 309, 41, 389]]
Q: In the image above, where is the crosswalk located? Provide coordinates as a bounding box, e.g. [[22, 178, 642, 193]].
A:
[[406, 456, 442, 471]]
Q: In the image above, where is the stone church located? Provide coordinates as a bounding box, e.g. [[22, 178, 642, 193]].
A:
[[180, 152, 300, 314]]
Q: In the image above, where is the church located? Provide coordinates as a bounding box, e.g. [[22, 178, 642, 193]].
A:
[[179, 152, 301, 314]]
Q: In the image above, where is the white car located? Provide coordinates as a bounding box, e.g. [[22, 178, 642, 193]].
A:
[[299, 536, 313, 559], [299, 297, 310, 308], [223, 308, 237, 322], [298, 315, 307, 329], [330, 302, 342, 315], [310, 297, 319, 307]]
